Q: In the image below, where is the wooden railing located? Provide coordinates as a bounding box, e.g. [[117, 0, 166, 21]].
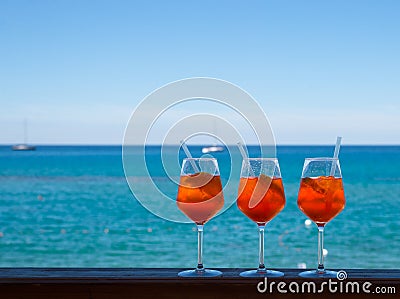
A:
[[0, 268, 399, 298]]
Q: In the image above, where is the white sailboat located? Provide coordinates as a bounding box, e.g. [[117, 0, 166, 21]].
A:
[[201, 120, 224, 154], [12, 119, 36, 151], [201, 145, 224, 154]]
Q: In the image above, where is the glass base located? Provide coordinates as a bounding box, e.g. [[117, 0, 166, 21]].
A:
[[178, 269, 222, 277], [240, 269, 284, 278], [299, 269, 338, 278]]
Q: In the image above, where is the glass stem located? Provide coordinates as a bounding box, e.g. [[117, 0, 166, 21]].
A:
[[257, 224, 266, 272], [196, 224, 204, 272], [317, 225, 325, 273]]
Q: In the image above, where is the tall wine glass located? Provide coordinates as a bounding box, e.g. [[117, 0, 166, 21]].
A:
[[176, 158, 224, 277], [237, 158, 286, 277], [297, 158, 346, 278]]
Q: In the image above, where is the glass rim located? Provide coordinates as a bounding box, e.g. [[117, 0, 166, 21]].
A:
[[182, 157, 217, 161], [305, 157, 339, 161], [243, 157, 278, 161]]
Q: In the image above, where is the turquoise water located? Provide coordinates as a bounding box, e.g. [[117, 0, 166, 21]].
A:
[[0, 145, 399, 269]]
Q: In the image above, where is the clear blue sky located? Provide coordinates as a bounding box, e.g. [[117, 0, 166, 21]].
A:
[[1, 0, 399, 145]]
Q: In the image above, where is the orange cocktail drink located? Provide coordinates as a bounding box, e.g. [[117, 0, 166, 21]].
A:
[[176, 157, 224, 277], [298, 176, 345, 226], [177, 172, 224, 225], [236, 158, 286, 278], [237, 175, 285, 225], [297, 157, 346, 278]]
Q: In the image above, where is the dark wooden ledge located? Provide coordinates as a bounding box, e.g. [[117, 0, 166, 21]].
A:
[[0, 268, 399, 298]]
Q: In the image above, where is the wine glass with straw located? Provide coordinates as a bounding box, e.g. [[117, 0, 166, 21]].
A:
[[176, 141, 224, 277], [236, 142, 286, 277], [297, 137, 346, 278]]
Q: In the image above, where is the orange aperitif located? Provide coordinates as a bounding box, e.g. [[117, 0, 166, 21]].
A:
[[237, 174, 286, 225], [297, 176, 345, 226], [176, 172, 224, 225]]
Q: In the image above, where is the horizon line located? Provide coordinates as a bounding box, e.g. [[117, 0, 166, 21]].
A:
[[1, 143, 399, 146]]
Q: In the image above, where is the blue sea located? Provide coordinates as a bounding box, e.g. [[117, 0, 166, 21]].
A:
[[0, 145, 399, 269]]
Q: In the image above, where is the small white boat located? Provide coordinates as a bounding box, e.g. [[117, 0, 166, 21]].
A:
[[201, 146, 224, 154], [12, 144, 36, 151], [12, 119, 36, 151], [202, 120, 224, 154]]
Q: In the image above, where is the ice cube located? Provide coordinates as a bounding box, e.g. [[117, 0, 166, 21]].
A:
[[248, 174, 273, 208], [180, 172, 213, 188], [303, 177, 329, 195]]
